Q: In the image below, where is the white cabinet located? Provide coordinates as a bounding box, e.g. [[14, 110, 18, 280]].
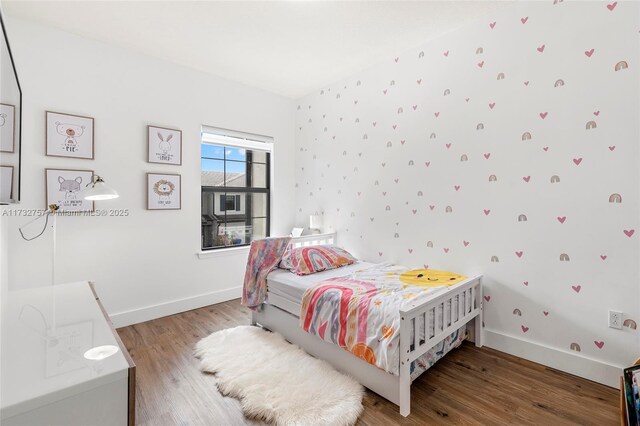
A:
[[1, 281, 135, 425]]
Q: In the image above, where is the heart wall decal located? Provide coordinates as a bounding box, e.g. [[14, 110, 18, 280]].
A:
[[292, 0, 634, 374]]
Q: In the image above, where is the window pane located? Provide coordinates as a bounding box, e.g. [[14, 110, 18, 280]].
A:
[[250, 193, 268, 217], [201, 159, 225, 186], [250, 163, 268, 188], [225, 161, 247, 187], [201, 140, 270, 250], [251, 150, 267, 164], [251, 218, 267, 240], [225, 147, 246, 162], [201, 144, 225, 160]]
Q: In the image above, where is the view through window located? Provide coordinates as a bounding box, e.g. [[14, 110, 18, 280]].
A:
[[201, 131, 271, 250]]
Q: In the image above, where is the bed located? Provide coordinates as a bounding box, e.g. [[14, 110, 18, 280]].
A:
[[251, 232, 483, 417]]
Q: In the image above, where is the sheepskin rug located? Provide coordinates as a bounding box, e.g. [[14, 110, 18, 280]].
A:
[[194, 325, 364, 426]]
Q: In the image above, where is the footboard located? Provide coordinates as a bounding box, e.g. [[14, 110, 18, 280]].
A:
[[397, 275, 483, 416]]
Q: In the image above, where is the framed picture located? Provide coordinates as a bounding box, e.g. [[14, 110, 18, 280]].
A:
[[0, 165, 13, 201], [147, 125, 182, 165], [46, 111, 94, 159], [45, 168, 94, 212], [623, 364, 640, 426], [0, 103, 15, 152], [147, 173, 181, 210]]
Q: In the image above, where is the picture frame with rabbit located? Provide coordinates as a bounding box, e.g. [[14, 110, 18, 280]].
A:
[[147, 125, 182, 165]]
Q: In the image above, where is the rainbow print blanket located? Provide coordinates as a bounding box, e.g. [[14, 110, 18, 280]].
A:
[[299, 263, 466, 375]]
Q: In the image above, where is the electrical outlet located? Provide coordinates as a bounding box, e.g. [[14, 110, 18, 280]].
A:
[[609, 310, 623, 329]]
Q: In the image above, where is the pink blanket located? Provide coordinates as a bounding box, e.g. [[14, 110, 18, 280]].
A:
[[242, 237, 291, 310]]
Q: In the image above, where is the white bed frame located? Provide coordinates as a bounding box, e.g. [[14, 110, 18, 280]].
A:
[[252, 232, 483, 417]]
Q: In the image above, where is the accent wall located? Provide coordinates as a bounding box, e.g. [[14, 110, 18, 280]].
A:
[[294, 1, 639, 385]]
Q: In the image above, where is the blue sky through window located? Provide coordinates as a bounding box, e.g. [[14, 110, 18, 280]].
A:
[[201, 144, 247, 172]]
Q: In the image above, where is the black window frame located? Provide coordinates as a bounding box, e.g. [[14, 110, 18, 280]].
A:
[[201, 143, 271, 251]]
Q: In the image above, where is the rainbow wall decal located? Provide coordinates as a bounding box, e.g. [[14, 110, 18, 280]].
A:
[[623, 319, 637, 330], [615, 61, 628, 71], [609, 193, 622, 203], [560, 253, 570, 262]]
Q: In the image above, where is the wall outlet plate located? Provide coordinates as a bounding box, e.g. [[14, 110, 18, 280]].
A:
[[609, 310, 623, 330]]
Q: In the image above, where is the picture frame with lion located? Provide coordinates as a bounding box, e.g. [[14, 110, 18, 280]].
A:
[[147, 125, 182, 165], [147, 172, 181, 210]]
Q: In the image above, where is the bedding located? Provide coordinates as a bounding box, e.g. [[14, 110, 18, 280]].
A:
[[299, 263, 467, 375], [242, 236, 291, 310], [268, 262, 375, 310], [279, 245, 357, 275], [265, 262, 467, 381]]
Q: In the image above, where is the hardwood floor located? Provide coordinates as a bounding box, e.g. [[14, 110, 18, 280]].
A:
[[117, 300, 619, 425]]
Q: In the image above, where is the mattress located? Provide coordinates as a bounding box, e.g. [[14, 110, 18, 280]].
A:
[[266, 262, 467, 381], [266, 261, 375, 315]]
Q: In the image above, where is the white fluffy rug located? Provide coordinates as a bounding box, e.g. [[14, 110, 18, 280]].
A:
[[194, 326, 364, 426]]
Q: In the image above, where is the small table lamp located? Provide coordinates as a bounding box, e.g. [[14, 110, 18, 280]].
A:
[[309, 214, 322, 235]]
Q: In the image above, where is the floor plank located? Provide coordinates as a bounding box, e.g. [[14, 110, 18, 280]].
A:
[[117, 299, 618, 425]]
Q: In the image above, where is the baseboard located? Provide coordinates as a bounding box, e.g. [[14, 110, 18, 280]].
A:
[[110, 286, 242, 328], [483, 328, 623, 388]]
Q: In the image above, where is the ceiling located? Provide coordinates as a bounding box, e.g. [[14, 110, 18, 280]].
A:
[[3, 1, 509, 99]]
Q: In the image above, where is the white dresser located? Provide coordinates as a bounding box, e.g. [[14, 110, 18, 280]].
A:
[[1, 281, 135, 425]]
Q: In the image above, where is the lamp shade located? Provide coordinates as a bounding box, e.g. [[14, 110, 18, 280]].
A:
[[83, 176, 119, 201]]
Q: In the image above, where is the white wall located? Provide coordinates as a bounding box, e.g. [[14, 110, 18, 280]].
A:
[[3, 18, 296, 326], [294, 1, 639, 386]]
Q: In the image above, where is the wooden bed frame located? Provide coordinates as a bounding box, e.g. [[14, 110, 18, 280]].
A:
[[252, 232, 483, 417]]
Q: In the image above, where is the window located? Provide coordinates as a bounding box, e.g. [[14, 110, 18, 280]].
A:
[[201, 128, 272, 250]]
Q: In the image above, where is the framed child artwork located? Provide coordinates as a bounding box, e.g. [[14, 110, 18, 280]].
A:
[[147, 173, 181, 210], [46, 111, 94, 159], [45, 168, 95, 212], [0, 103, 15, 152], [147, 125, 182, 165]]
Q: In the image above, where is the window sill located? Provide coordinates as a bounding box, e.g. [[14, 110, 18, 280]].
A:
[[197, 245, 250, 260]]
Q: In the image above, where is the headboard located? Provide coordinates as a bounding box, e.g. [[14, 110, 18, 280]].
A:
[[290, 232, 336, 248]]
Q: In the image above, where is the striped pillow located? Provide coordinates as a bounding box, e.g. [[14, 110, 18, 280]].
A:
[[280, 245, 357, 275]]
